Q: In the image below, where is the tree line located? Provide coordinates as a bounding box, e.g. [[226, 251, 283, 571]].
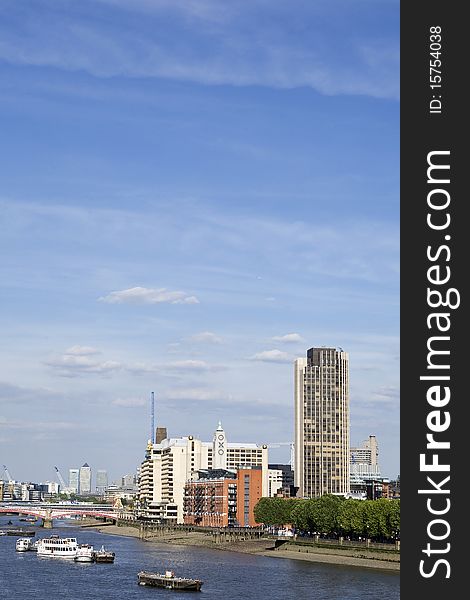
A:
[[254, 495, 400, 540]]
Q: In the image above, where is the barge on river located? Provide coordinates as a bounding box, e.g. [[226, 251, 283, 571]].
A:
[[137, 570, 203, 591], [94, 546, 115, 563]]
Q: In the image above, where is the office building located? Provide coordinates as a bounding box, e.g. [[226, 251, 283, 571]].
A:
[[294, 347, 350, 498], [95, 469, 108, 494], [79, 463, 91, 494], [184, 467, 263, 528], [138, 422, 268, 523], [69, 468, 79, 494], [268, 463, 296, 497], [350, 435, 381, 483]]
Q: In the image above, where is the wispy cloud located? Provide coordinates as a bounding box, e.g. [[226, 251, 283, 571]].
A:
[[0, 3, 398, 99], [165, 387, 227, 403], [248, 350, 292, 363], [368, 385, 400, 405], [0, 416, 77, 431], [98, 286, 199, 305], [186, 331, 223, 344], [45, 348, 122, 377], [64, 345, 100, 356], [167, 359, 222, 372], [95, 0, 235, 22], [0, 381, 61, 405], [271, 333, 304, 344]]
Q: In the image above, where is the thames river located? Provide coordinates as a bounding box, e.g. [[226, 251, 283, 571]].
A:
[[0, 516, 399, 599]]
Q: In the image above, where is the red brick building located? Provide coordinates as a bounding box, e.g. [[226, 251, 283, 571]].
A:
[[184, 467, 262, 527]]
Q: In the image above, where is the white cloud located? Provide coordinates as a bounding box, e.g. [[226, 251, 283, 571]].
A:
[[98, 286, 200, 305], [165, 388, 226, 402], [127, 359, 225, 375], [187, 331, 223, 344], [167, 359, 223, 372], [45, 349, 122, 377], [249, 350, 292, 363], [64, 345, 100, 356], [271, 333, 304, 344]]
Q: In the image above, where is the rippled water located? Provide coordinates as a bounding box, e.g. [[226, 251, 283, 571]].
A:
[[0, 516, 399, 599]]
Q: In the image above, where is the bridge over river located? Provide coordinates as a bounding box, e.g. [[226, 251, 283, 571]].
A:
[[0, 501, 118, 528]]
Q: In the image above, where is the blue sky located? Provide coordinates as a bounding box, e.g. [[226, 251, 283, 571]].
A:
[[0, 0, 399, 486]]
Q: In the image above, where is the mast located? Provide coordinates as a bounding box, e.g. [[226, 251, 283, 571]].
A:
[[150, 391, 155, 444]]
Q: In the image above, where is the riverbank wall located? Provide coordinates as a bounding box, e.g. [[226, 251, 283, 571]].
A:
[[82, 520, 400, 572]]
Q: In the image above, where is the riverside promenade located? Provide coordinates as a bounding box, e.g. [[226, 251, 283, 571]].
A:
[[84, 520, 400, 571]]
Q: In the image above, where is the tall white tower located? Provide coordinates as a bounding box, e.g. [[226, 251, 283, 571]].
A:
[[213, 421, 227, 470]]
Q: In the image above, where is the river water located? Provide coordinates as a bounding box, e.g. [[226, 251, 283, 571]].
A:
[[0, 516, 399, 599]]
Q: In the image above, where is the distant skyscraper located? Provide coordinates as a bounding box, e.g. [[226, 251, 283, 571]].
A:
[[294, 347, 350, 498], [95, 469, 108, 494], [79, 463, 92, 494], [121, 473, 137, 487], [69, 468, 79, 494]]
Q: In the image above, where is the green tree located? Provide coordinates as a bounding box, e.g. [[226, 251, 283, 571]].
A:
[[337, 499, 363, 537], [386, 499, 400, 539], [291, 499, 308, 530], [253, 497, 298, 527]]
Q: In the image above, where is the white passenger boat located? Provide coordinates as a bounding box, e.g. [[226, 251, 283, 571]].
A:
[[36, 535, 78, 559], [74, 544, 95, 563], [16, 537, 32, 552]]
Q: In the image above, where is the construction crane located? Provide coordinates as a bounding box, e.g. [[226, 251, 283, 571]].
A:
[[2, 464, 13, 482], [54, 466, 70, 495]]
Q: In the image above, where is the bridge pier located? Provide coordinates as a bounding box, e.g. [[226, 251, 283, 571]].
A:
[[42, 509, 53, 528]]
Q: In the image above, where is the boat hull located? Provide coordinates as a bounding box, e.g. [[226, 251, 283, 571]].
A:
[[37, 551, 77, 559], [94, 547, 115, 563], [137, 572, 203, 591], [95, 556, 114, 563]]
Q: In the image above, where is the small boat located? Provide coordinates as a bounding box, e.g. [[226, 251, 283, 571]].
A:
[[137, 570, 203, 591], [0, 531, 7, 536], [16, 538, 33, 552], [94, 545, 115, 563], [74, 544, 95, 563]]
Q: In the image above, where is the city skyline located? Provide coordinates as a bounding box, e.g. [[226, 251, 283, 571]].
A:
[[0, 1, 399, 483]]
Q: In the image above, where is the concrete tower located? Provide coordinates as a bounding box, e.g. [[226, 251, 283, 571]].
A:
[[294, 347, 350, 498], [213, 421, 227, 470]]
